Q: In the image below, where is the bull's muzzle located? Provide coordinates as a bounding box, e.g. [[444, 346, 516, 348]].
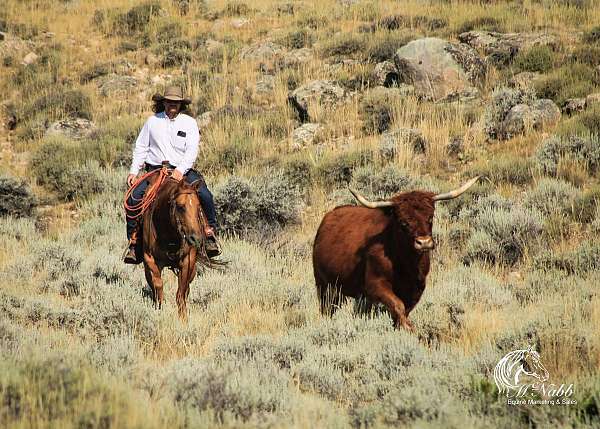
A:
[[414, 236, 435, 251]]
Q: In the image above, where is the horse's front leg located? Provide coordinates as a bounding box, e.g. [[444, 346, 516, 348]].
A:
[[144, 253, 164, 310], [176, 248, 197, 321]]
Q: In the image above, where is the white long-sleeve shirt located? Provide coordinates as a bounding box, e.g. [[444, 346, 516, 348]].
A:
[[129, 112, 200, 176]]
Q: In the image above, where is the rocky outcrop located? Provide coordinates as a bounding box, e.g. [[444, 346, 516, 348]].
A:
[[45, 118, 97, 140], [393, 37, 485, 102], [458, 31, 557, 66], [288, 80, 347, 122]]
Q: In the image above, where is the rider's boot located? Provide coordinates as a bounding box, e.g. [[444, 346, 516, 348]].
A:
[[204, 226, 221, 258], [123, 228, 142, 264]]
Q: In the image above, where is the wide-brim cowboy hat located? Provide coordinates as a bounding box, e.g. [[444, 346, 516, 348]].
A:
[[154, 86, 191, 104]]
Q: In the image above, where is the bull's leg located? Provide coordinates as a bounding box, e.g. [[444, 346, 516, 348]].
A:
[[144, 254, 164, 310], [366, 286, 412, 330], [176, 250, 197, 321]]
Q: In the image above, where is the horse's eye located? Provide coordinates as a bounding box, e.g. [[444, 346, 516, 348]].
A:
[[177, 205, 185, 212]]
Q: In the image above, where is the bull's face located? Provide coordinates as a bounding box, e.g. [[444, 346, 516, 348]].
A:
[[348, 177, 480, 253], [393, 192, 436, 252]]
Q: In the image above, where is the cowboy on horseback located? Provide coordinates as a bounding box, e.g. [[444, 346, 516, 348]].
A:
[[124, 85, 220, 264]]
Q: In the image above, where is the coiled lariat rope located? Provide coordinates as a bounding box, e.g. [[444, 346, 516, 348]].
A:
[[123, 167, 170, 220]]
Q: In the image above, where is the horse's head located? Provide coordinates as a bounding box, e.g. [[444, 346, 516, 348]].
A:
[[169, 180, 203, 248], [521, 346, 549, 383]]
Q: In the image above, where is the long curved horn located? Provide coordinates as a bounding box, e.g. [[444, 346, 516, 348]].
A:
[[432, 177, 480, 201], [348, 188, 395, 209]]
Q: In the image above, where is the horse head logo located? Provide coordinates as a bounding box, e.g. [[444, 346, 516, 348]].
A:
[[493, 346, 549, 395]]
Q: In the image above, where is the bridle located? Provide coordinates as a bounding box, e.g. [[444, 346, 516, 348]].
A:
[[169, 189, 199, 246]]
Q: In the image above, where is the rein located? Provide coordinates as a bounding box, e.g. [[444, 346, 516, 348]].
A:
[[124, 167, 170, 221]]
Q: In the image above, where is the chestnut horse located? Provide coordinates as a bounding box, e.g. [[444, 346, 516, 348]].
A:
[[141, 174, 214, 320]]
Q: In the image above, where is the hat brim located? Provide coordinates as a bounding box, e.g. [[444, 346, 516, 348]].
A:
[[162, 95, 191, 103]]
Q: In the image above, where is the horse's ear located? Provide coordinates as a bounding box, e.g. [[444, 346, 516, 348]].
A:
[[190, 180, 203, 191]]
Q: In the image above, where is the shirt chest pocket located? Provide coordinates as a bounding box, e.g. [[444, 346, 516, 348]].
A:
[[172, 131, 187, 150]]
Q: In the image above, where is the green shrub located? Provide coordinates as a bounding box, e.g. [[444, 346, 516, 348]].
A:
[[295, 11, 329, 29], [30, 139, 105, 201], [534, 64, 598, 106], [0, 176, 36, 217], [457, 16, 504, 34], [573, 185, 600, 223], [201, 136, 254, 174], [570, 46, 600, 66], [167, 359, 290, 422], [366, 33, 414, 63], [214, 172, 301, 237], [111, 1, 162, 36], [316, 150, 373, 187], [0, 357, 155, 428], [160, 47, 192, 67], [461, 196, 544, 265], [156, 20, 183, 43], [23, 87, 92, 122], [222, 1, 251, 16], [321, 34, 367, 59], [513, 45, 555, 73], [466, 155, 534, 186], [277, 28, 313, 49], [579, 105, 600, 135], [359, 90, 401, 134], [534, 241, 600, 274], [533, 134, 600, 176], [524, 178, 581, 216], [350, 165, 416, 199], [584, 25, 600, 44], [282, 157, 315, 190]]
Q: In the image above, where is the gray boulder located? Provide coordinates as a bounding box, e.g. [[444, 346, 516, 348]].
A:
[[563, 98, 586, 115], [240, 41, 285, 61], [373, 60, 400, 87], [255, 74, 276, 94], [380, 128, 427, 160], [291, 123, 324, 149], [458, 31, 557, 66], [500, 99, 560, 139], [393, 37, 485, 102], [97, 74, 138, 97], [279, 48, 313, 68], [288, 80, 346, 122], [45, 118, 97, 140]]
